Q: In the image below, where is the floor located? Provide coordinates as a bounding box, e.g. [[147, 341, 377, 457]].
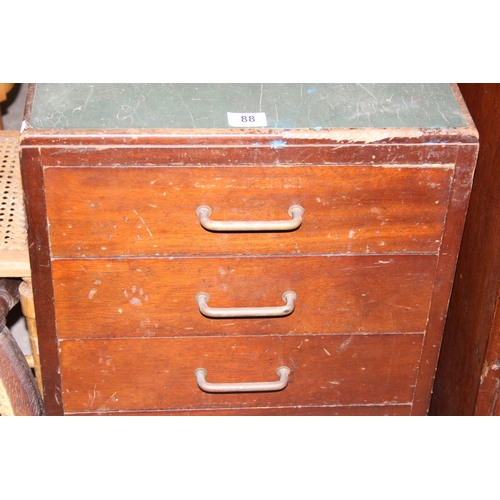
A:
[[1, 83, 31, 354]]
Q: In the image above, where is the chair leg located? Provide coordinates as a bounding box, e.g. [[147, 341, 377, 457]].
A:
[[0, 278, 44, 415], [19, 279, 43, 399]]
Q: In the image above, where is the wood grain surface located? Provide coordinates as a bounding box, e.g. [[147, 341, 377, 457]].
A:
[[20, 84, 479, 416], [71, 405, 413, 416], [52, 255, 437, 339], [59, 334, 423, 413], [37, 142, 463, 165], [20, 147, 64, 415], [44, 165, 453, 257], [430, 84, 500, 415]]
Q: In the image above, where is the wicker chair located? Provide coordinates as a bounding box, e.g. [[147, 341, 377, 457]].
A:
[[0, 278, 43, 415]]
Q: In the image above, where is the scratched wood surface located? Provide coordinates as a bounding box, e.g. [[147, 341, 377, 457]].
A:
[[475, 303, 500, 416], [59, 334, 423, 413], [74, 405, 413, 416], [36, 143, 464, 164], [51, 255, 437, 338], [430, 84, 500, 415], [20, 84, 479, 416], [19, 147, 62, 413], [44, 165, 453, 258]]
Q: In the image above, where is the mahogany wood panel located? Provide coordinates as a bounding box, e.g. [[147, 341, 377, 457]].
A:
[[37, 144, 461, 167], [20, 84, 479, 415], [475, 300, 500, 416], [74, 405, 413, 416], [19, 147, 64, 415], [44, 165, 453, 258], [411, 144, 479, 414], [430, 84, 500, 415], [59, 334, 423, 413], [51, 255, 437, 339]]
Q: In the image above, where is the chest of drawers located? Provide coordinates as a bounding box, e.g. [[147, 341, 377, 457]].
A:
[[20, 83, 478, 415]]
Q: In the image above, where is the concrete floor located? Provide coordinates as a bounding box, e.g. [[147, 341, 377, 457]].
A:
[[1, 83, 31, 354]]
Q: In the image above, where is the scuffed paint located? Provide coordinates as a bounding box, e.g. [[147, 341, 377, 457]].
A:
[[282, 128, 425, 143], [270, 140, 287, 149]]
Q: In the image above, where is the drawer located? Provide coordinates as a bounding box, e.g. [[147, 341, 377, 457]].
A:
[[59, 334, 423, 413], [52, 255, 437, 339], [44, 165, 453, 258], [80, 406, 413, 416]]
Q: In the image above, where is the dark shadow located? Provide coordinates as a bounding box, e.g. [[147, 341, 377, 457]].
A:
[[0, 83, 22, 116]]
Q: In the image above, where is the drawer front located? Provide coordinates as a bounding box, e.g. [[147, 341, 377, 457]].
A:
[[59, 334, 423, 413], [52, 255, 437, 339], [77, 405, 413, 416], [44, 165, 453, 258]]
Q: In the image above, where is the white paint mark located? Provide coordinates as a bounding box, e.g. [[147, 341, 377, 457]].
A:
[[133, 209, 153, 237], [129, 297, 143, 306], [282, 128, 425, 142], [20, 120, 31, 133], [338, 337, 353, 353], [88, 288, 98, 299], [323, 348, 331, 356], [102, 391, 117, 406]]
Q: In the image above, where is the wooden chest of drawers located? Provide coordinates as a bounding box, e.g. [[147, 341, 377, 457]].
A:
[[20, 84, 478, 415]]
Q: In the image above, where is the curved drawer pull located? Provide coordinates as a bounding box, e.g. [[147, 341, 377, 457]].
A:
[[196, 205, 304, 232], [194, 366, 291, 393], [195, 291, 297, 318]]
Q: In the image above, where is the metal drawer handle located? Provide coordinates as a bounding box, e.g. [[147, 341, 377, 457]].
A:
[[194, 366, 291, 393], [196, 205, 304, 232], [195, 291, 297, 318]]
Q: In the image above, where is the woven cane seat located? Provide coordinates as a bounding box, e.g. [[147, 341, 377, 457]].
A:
[[0, 131, 30, 278]]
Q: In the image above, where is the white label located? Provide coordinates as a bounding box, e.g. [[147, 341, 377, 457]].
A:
[[227, 112, 267, 127]]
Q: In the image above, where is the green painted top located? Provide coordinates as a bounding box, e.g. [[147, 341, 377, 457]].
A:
[[28, 83, 467, 130]]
